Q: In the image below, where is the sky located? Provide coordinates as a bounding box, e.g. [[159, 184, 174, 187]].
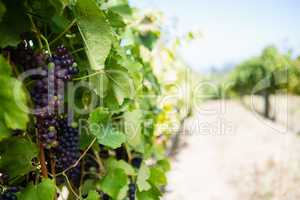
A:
[[129, 0, 300, 73]]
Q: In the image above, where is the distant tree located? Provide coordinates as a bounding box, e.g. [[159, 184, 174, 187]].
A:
[[229, 46, 297, 119]]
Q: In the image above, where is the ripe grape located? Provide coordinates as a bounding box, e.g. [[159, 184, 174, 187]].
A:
[[0, 187, 20, 200], [115, 146, 129, 161], [55, 116, 81, 184], [29, 45, 79, 149], [128, 183, 136, 200], [131, 157, 143, 169]]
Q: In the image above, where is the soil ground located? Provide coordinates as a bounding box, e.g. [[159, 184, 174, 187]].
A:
[[164, 100, 300, 200]]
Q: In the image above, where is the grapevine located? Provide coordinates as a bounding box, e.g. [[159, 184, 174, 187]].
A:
[[0, 0, 188, 200]]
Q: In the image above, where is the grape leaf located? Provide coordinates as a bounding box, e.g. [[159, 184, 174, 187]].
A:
[[107, 65, 135, 105], [136, 186, 161, 200], [0, 138, 38, 179], [123, 109, 144, 153], [74, 0, 112, 70], [149, 166, 167, 187], [100, 168, 128, 199], [0, 0, 30, 47], [26, 0, 66, 21], [102, 0, 132, 17], [0, 56, 29, 134], [85, 190, 100, 200], [88, 107, 110, 124], [106, 158, 136, 176], [0, 122, 9, 141], [90, 125, 126, 149], [18, 179, 56, 200], [157, 159, 171, 172], [89, 72, 109, 97], [0, 2, 6, 22], [137, 164, 151, 191], [51, 14, 70, 33], [106, 10, 126, 28], [88, 107, 126, 148]]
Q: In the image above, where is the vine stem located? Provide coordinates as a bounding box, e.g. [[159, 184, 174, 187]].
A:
[[49, 19, 77, 46], [62, 172, 79, 199], [40, 34, 52, 56], [27, 14, 43, 49], [71, 47, 85, 54], [125, 144, 132, 163], [93, 150, 106, 174], [38, 143, 48, 178], [73, 70, 104, 81]]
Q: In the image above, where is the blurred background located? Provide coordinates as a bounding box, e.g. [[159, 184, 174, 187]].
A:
[[129, 0, 300, 200]]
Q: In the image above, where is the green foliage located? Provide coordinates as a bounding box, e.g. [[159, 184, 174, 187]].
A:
[[0, 56, 29, 139], [74, 0, 113, 70], [100, 168, 128, 199], [136, 164, 151, 191], [18, 179, 56, 200], [229, 46, 298, 95], [0, 138, 38, 179], [0, 0, 177, 199]]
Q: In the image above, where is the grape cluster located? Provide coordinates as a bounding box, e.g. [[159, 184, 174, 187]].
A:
[[8, 40, 45, 71], [0, 187, 20, 200], [55, 116, 81, 184], [128, 183, 136, 200], [30, 45, 79, 148]]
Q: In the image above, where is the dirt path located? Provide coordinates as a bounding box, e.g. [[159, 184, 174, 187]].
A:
[[164, 100, 300, 200]]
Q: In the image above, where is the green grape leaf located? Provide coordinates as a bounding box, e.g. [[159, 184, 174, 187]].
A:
[[104, 88, 120, 110], [137, 164, 151, 191], [149, 166, 167, 187], [100, 168, 128, 199], [0, 0, 30, 47], [90, 72, 109, 98], [107, 65, 135, 105], [138, 31, 160, 50], [101, 0, 132, 17], [18, 179, 56, 200], [106, 10, 126, 28], [0, 2, 6, 22], [123, 109, 144, 153], [0, 56, 29, 133], [157, 159, 171, 172], [81, 180, 97, 197], [90, 125, 126, 149], [106, 158, 136, 176], [88, 107, 126, 148], [74, 0, 112, 70], [136, 186, 161, 200], [88, 107, 110, 124], [26, 0, 69, 23], [0, 122, 9, 141], [117, 184, 129, 200], [85, 190, 100, 200], [51, 14, 70, 33], [0, 138, 38, 179]]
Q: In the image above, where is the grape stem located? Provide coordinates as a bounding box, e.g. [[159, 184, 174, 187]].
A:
[[40, 34, 52, 56], [27, 14, 43, 49], [93, 150, 106, 174], [62, 172, 79, 199], [38, 143, 48, 178], [73, 70, 104, 80]]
